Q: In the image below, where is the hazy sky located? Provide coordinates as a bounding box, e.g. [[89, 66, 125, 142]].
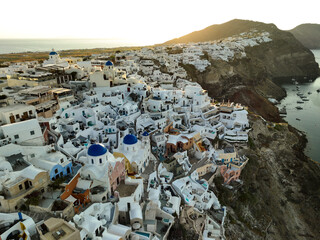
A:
[[0, 0, 319, 45]]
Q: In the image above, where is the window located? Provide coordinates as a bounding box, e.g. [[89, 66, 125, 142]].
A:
[[30, 130, 35, 135], [55, 169, 58, 174], [60, 158, 64, 163], [14, 134, 19, 139], [29, 110, 32, 115], [91, 159, 94, 164], [19, 184, 23, 190], [99, 158, 102, 164], [16, 114, 20, 119], [30, 153, 35, 158]]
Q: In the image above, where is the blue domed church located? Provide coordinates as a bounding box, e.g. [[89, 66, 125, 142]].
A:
[[114, 133, 150, 175]]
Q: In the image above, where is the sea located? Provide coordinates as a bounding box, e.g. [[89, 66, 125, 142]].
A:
[[278, 50, 320, 163], [0, 39, 144, 54]]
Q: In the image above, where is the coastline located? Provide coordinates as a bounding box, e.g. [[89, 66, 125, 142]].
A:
[[0, 45, 146, 64], [271, 70, 320, 163], [221, 112, 320, 239]]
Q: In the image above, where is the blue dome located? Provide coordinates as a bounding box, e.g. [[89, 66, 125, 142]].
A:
[[142, 131, 149, 136], [88, 143, 107, 157], [123, 134, 138, 145], [105, 61, 113, 66], [49, 51, 58, 55]]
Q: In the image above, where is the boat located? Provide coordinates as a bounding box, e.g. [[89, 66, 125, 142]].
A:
[[297, 101, 304, 104], [279, 106, 287, 115], [308, 92, 312, 95], [317, 89, 320, 93], [302, 98, 309, 101], [296, 106, 303, 110], [296, 118, 301, 121]]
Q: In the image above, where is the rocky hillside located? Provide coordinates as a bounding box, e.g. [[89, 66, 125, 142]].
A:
[[169, 19, 319, 121], [214, 116, 320, 239], [164, 19, 271, 45], [288, 24, 320, 49], [166, 20, 320, 240]]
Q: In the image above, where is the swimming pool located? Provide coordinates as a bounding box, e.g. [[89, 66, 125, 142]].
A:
[[135, 231, 151, 238]]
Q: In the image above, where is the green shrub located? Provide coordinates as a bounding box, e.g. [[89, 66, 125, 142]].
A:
[[248, 136, 256, 150]]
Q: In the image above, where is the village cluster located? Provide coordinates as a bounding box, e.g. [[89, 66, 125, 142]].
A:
[[0, 35, 253, 240]]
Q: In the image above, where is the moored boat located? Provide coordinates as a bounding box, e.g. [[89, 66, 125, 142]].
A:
[[279, 106, 287, 115]]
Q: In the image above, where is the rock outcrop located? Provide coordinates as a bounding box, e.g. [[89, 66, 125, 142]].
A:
[[214, 116, 320, 240], [166, 20, 320, 240], [172, 19, 319, 120]]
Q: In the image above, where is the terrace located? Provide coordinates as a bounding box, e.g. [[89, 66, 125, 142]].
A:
[[116, 182, 138, 198]]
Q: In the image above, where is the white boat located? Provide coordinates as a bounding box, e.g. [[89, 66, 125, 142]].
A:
[[279, 106, 287, 115], [296, 106, 303, 110]]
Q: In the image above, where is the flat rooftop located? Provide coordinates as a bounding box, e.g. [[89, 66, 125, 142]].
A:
[[41, 220, 76, 240], [19, 86, 51, 95], [202, 172, 214, 182], [116, 182, 138, 197], [6, 153, 30, 171], [0, 104, 33, 113]]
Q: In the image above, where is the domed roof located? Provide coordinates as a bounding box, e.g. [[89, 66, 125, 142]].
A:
[[123, 134, 138, 145], [142, 131, 149, 136], [105, 60, 113, 66], [49, 51, 58, 55], [88, 143, 107, 157]]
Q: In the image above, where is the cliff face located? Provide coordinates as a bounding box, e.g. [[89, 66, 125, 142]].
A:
[[214, 116, 320, 240], [171, 20, 320, 240], [288, 24, 320, 49], [176, 20, 319, 120]]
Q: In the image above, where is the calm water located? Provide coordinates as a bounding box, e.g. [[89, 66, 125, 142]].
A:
[[0, 39, 143, 54], [279, 50, 320, 162]]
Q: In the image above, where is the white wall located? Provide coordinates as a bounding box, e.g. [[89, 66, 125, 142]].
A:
[[1, 119, 44, 146]]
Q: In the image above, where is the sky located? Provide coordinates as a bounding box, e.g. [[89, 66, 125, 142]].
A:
[[0, 0, 319, 45]]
